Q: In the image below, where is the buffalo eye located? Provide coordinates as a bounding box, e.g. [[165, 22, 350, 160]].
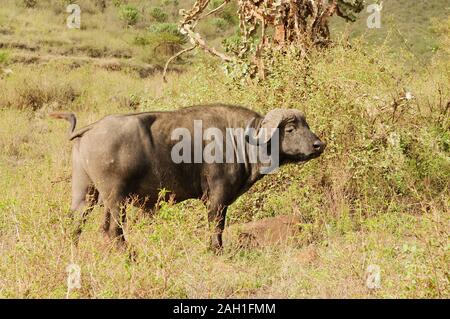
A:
[[285, 125, 295, 133]]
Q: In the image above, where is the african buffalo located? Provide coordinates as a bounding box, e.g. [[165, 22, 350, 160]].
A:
[[51, 104, 325, 252]]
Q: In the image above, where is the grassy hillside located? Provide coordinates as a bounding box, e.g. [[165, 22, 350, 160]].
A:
[[0, 1, 449, 298], [1, 0, 448, 70], [331, 0, 450, 61]]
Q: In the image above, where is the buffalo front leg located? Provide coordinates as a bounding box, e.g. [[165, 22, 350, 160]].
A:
[[207, 204, 228, 253]]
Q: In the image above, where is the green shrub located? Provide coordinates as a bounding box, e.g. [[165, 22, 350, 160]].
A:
[[147, 22, 184, 39], [22, 0, 37, 8], [120, 5, 139, 26], [0, 50, 9, 65], [135, 29, 186, 64], [163, 0, 179, 6], [209, 0, 238, 25], [133, 35, 150, 46], [139, 32, 183, 51], [149, 7, 168, 23], [112, 0, 126, 7], [212, 17, 227, 31], [222, 32, 257, 59], [134, 27, 184, 47], [134, 21, 186, 64]]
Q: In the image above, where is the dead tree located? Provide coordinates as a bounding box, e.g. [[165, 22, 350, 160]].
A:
[[163, 0, 365, 80]]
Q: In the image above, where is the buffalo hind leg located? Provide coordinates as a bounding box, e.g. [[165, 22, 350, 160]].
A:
[[70, 163, 98, 246], [104, 198, 137, 261], [71, 186, 99, 246], [103, 194, 127, 249]]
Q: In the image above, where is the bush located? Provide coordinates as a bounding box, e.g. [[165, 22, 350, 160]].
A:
[[209, 0, 238, 25], [120, 5, 139, 26], [133, 36, 150, 46], [14, 80, 79, 111], [149, 7, 168, 23], [163, 0, 179, 6], [95, 0, 107, 12], [22, 0, 37, 8], [0, 50, 10, 65], [112, 0, 126, 7], [135, 31, 184, 62], [133, 23, 186, 46], [134, 23, 186, 57], [147, 22, 184, 39], [134, 23, 187, 64], [212, 18, 227, 31], [0, 68, 80, 111]]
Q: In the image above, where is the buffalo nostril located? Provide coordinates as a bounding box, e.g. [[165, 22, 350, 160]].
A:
[[313, 140, 324, 151]]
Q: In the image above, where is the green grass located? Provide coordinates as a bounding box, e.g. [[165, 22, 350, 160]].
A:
[[0, 0, 448, 298]]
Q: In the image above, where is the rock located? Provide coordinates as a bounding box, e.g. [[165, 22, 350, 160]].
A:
[[226, 215, 302, 249]]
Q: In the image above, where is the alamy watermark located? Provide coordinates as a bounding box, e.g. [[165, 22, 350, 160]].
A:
[[66, 4, 81, 29], [66, 263, 81, 298], [170, 121, 280, 174], [366, 264, 381, 289], [367, 2, 383, 29]]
